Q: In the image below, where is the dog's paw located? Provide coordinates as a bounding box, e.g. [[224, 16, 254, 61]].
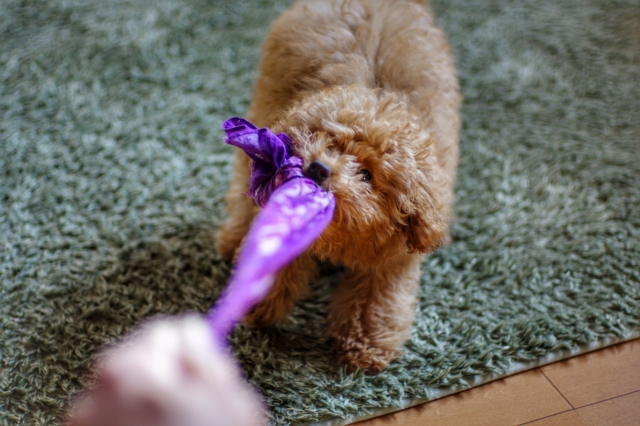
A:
[[333, 340, 396, 375], [244, 298, 289, 327], [214, 230, 240, 262]]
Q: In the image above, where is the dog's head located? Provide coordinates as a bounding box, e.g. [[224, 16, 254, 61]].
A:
[[271, 86, 447, 265]]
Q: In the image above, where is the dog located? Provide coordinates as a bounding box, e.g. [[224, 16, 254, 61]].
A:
[[216, 0, 461, 374]]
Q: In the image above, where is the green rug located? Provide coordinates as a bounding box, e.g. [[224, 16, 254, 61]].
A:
[[1, 0, 639, 424]]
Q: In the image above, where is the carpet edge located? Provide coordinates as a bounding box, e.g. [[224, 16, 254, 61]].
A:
[[310, 331, 640, 426]]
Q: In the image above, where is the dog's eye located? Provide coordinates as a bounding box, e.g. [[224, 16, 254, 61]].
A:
[[358, 168, 372, 182]]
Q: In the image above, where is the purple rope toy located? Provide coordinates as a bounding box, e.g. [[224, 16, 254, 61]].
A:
[[66, 118, 332, 426], [207, 117, 335, 345]]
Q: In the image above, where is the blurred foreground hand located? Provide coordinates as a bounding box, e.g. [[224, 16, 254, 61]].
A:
[[67, 315, 266, 426]]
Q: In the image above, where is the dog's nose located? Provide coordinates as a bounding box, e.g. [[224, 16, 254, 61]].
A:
[[306, 160, 332, 185]]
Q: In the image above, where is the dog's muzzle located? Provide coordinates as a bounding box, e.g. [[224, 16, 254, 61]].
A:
[[305, 160, 332, 186]]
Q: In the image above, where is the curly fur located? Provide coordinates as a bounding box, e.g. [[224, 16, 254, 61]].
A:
[[216, 0, 461, 374]]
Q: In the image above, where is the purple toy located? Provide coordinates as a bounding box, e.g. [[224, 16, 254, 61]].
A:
[[207, 117, 335, 345], [67, 118, 332, 426]]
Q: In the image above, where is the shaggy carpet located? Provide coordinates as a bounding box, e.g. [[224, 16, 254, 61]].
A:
[[1, 0, 639, 424]]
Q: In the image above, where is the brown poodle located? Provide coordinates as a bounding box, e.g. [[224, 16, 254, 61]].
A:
[[216, 0, 461, 374]]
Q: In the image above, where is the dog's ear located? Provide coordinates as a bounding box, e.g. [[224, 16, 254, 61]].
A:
[[402, 196, 446, 254]]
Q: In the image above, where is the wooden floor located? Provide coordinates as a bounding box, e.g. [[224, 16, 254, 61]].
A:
[[355, 338, 640, 426]]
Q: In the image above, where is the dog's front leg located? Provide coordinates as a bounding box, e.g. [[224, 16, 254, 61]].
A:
[[244, 251, 319, 327], [327, 253, 423, 374]]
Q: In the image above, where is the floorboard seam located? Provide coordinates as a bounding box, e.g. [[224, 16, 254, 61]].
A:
[[539, 368, 576, 409], [574, 389, 640, 410], [517, 408, 575, 425]]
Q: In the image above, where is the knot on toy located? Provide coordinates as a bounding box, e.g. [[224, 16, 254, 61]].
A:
[[223, 117, 305, 207]]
